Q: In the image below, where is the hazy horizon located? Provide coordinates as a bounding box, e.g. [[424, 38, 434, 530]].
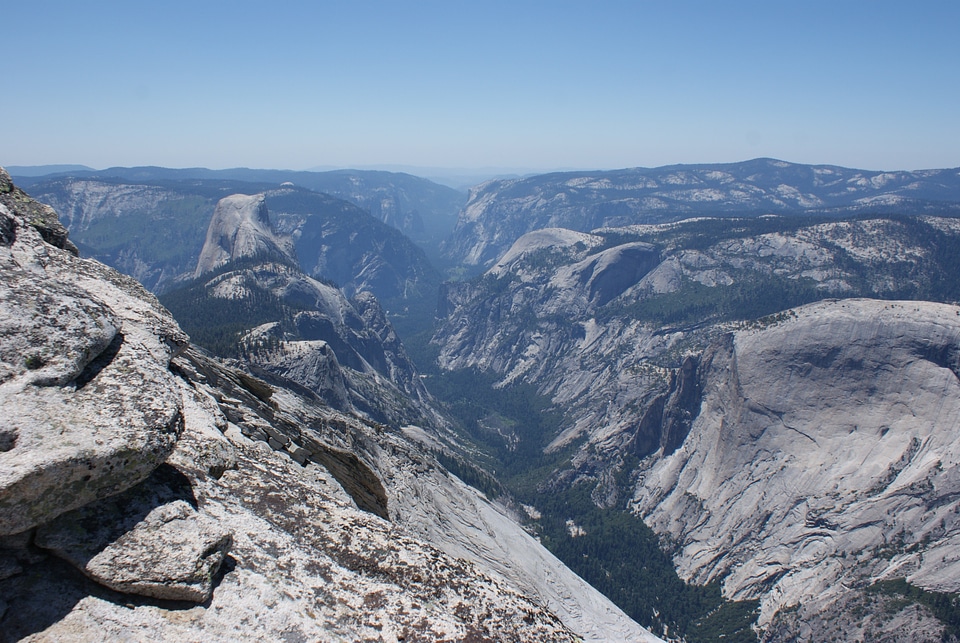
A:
[[5, 1, 958, 173]]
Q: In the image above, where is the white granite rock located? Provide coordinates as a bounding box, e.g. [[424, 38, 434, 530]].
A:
[[36, 492, 231, 603], [633, 299, 960, 628], [194, 193, 295, 277], [0, 167, 187, 536]]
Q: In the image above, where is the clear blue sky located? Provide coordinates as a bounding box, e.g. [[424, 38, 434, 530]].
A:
[[5, 0, 959, 172]]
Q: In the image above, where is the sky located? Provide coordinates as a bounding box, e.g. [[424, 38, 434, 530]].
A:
[[4, 0, 959, 173]]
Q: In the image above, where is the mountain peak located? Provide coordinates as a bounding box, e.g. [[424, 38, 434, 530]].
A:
[[194, 193, 295, 277]]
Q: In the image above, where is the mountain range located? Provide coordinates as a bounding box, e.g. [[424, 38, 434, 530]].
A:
[[444, 158, 960, 268], [13, 166, 466, 244], [7, 158, 960, 641], [0, 166, 656, 642], [18, 174, 443, 337]]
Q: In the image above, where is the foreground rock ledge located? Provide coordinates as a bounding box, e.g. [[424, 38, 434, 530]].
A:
[[36, 489, 231, 603], [0, 168, 188, 537]]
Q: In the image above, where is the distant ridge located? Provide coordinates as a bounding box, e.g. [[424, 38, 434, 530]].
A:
[[6, 164, 96, 176], [443, 157, 960, 266], [14, 165, 467, 245]]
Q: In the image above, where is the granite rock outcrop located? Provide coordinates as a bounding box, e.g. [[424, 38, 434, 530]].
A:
[[194, 193, 296, 277], [34, 475, 232, 603], [634, 299, 960, 632], [0, 168, 187, 537]]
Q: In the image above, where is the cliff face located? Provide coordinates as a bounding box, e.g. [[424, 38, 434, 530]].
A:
[[634, 299, 960, 632], [194, 193, 296, 277], [0, 167, 658, 642]]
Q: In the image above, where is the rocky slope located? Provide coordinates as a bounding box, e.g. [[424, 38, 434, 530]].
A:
[[433, 213, 960, 637], [634, 299, 960, 636], [0, 168, 659, 641], [444, 158, 960, 267]]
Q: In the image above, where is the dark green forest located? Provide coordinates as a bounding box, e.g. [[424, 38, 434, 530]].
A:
[[159, 258, 307, 357]]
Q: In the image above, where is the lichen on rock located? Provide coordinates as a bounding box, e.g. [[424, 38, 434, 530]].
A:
[[0, 166, 188, 535], [35, 466, 231, 604]]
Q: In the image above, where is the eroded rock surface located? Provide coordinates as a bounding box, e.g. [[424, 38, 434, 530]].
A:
[[35, 469, 231, 603], [633, 299, 960, 631], [0, 167, 187, 536]]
